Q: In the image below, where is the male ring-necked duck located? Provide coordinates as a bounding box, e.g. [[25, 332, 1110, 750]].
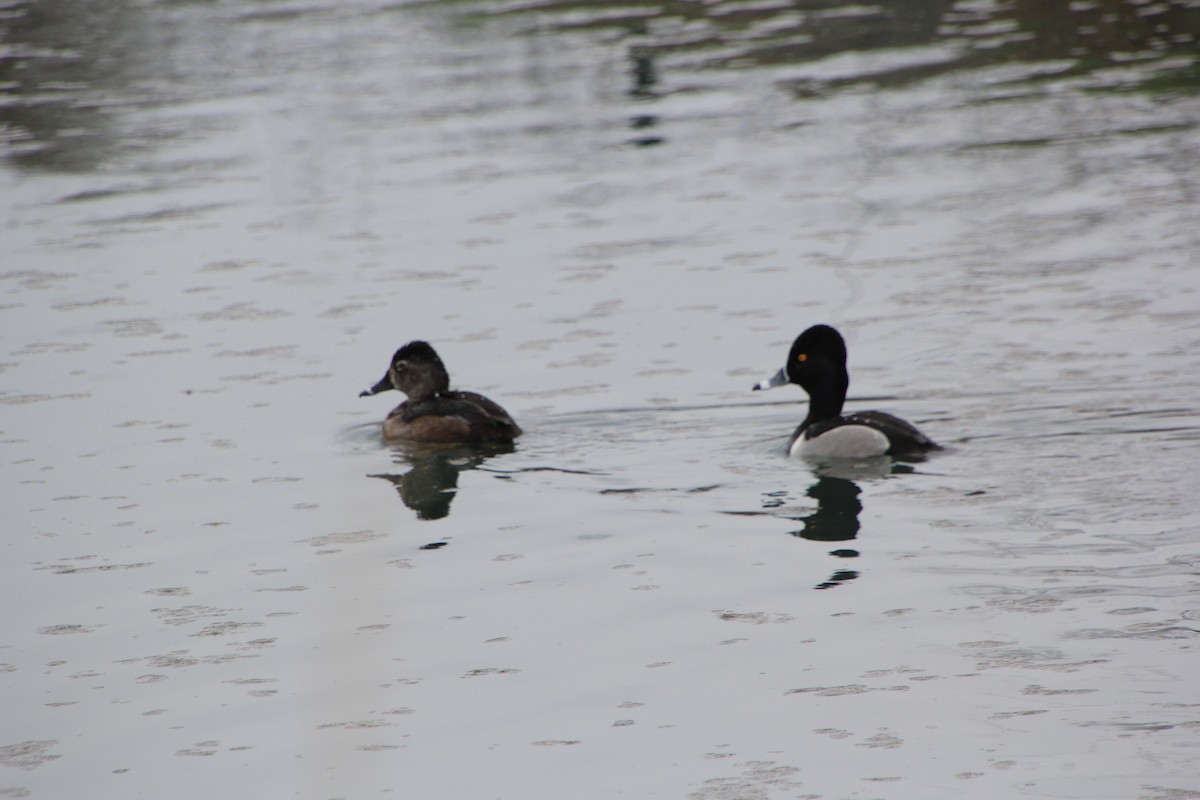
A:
[[753, 324, 939, 458], [360, 340, 522, 443]]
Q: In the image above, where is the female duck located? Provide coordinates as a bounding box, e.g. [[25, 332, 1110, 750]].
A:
[[753, 324, 939, 458], [360, 340, 522, 443]]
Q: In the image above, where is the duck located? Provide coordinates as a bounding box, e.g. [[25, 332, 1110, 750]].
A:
[[359, 340, 522, 443], [753, 324, 939, 458]]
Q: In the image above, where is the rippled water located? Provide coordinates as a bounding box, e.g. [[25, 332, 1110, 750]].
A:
[[3, 1, 1199, 798]]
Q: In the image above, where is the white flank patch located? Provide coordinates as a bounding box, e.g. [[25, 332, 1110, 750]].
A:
[[792, 424, 890, 458]]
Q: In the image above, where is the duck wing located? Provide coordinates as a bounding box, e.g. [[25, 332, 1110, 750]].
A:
[[843, 410, 939, 455], [403, 391, 522, 440]]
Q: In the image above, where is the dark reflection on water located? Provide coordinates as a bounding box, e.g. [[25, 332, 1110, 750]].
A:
[[628, 51, 665, 146], [492, 0, 1199, 94], [3, 0, 1196, 173], [788, 475, 862, 543], [747, 460, 922, 589], [0, 0, 170, 171], [369, 442, 515, 520], [787, 475, 863, 590]]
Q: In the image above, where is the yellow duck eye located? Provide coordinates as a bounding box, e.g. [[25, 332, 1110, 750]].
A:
[[796, 353, 807, 362]]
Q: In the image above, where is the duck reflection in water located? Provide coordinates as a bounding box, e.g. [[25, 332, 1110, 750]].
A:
[[788, 475, 863, 590], [782, 460, 916, 589], [791, 475, 862, 543], [369, 442, 514, 521]]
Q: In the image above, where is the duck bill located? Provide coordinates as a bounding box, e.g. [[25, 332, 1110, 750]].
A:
[[753, 367, 789, 392], [359, 372, 394, 398]]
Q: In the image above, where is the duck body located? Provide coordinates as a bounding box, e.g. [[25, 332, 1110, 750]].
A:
[[360, 341, 521, 444], [754, 324, 939, 459], [789, 410, 936, 458]]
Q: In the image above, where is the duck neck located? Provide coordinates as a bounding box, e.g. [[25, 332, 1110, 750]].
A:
[[406, 382, 444, 403], [801, 373, 848, 428]]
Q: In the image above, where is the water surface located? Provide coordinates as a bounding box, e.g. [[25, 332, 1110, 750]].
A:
[[3, 1, 1199, 798]]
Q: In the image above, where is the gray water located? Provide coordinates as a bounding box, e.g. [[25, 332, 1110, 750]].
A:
[[3, 1, 1200, 798]]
